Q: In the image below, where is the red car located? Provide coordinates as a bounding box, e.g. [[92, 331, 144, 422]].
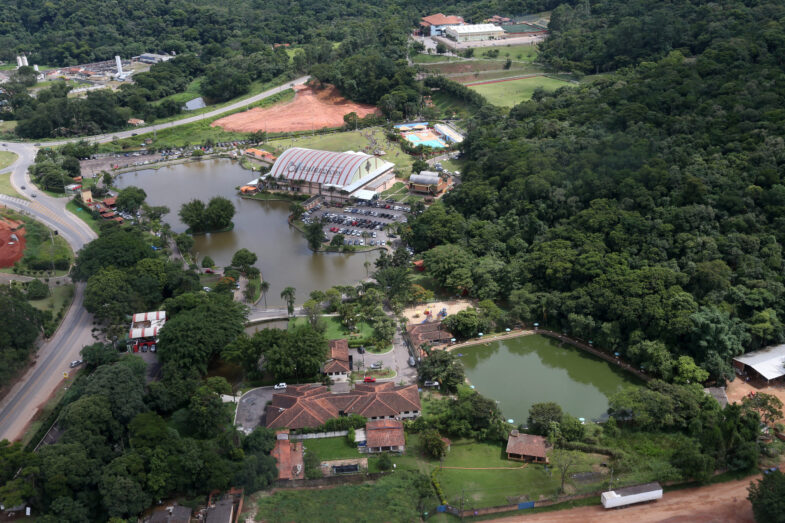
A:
[[363, 377, 376, 383], [205, 268, 214, 274]]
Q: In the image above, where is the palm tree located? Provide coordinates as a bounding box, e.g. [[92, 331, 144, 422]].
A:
[[364, 260, 371, 277], [280, 286, 296, 317], [260, 280, 270, 308]]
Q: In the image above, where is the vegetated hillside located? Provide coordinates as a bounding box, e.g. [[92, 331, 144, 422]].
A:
[[407, 0, 785, 383], [0, 0, 571, 66]]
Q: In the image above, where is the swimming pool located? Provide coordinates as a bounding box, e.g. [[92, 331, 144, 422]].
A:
[[404, 134, 447, 148]]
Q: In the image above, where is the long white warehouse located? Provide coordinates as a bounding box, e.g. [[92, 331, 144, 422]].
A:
[[601, 482, 662, 509]]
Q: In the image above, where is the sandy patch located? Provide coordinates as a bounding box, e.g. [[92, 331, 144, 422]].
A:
[[0, 215, 25, 267], [488, 476, 756, 523], [402, 299, 473, 324], [212, 84, 379, 133], [727, 378, 785, 424]]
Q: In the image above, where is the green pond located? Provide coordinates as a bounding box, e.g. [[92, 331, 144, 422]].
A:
[[456, 335, 641, 424]]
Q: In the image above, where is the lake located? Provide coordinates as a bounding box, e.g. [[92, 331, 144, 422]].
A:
[[115, 159, 376, 306], [456, 335, 641, 424]]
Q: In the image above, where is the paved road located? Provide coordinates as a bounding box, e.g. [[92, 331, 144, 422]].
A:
[[0, 76, 311, 442], [43, 75, 310, 147]]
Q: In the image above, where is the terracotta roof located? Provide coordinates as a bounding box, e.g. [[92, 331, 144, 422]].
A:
[[266, 383, 421, 429], [365, 419, 405, 448], [422, 13, 465, 26], [407, 321, 453, 347], [270, 430, 304, 480], [102, 196, 117, 206], [506, 433, 547, 459], [325, 339, 351, 373]]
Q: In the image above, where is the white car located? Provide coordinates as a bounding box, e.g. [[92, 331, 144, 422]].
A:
[[274, 383, 287, 390], [69, 360, 83, 368]]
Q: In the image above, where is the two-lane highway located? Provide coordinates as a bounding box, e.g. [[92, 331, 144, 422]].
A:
[[0, 75, 311, 442]]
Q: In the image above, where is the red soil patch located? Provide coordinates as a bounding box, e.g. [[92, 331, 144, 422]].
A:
[[211, 84, 380, 133], [0, 215, 26, 267]]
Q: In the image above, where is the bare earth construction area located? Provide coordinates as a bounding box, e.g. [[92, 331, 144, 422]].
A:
[[0, 215, 26, 267], [211, 84, 379, 133]]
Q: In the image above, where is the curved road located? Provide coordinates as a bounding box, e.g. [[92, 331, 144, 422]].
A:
[[0, 75, 310, 442]]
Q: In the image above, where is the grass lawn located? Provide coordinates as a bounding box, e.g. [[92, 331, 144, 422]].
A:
[[300, 436, 359, 460], [289, 316, 374, 341], [66, 200, 101, 233], [469, 76, 574, 107], [441, 440, 519, 468], [267, 127, 414, 175], [0, 120, 18, 135], [437, 466, 560, 508], [351, 367, 396, 380], [28, 283, 74, 313], [0, 172, 26, 199], [440, 157, 466, 174], [0, 151, 17, 170]]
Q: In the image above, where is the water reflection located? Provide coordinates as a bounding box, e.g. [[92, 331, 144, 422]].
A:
[[115, 159, 377, 306], [458, 335, 641, 422]]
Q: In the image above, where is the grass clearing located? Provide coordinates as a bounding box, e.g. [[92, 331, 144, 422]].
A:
[[300, 436, 358, 460], [288, 316, 374, 341], [0, 151, 18, 170], [28, 283, 74, 313], [477, 43, 540, 62], [0, 120, 18, 135], [0, 172, 26, 199], [66, 200, 102, 233], [430, 90, 475, 119], [267, 127, 414, 175], [469, 76, 574, 107]]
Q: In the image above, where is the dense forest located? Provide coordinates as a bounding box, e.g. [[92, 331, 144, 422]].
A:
[[0, 0, 570, 65], [408, 0, 785, 383]]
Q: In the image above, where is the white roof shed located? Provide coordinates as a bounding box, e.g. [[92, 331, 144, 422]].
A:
[[733, 344, 785, 381]]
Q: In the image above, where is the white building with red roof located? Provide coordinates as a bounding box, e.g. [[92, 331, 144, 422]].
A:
[[420, 13, 465, 36]]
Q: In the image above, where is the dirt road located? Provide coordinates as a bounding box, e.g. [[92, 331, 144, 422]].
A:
[[489, 477, 756, 523]]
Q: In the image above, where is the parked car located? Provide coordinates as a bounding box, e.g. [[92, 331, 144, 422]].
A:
[[363, 377, 376, 383], [357, 346, 366, 354], [205, 268, 214, 274], [408, 356, 417, 367], [274, 383, 287, 390], [370, 362, 382, 370], [69, 360, 83, 368], [423, 380, 440, 387]]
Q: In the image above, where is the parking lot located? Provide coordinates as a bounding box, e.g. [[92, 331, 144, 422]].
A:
[[302, 199, 411, 249]]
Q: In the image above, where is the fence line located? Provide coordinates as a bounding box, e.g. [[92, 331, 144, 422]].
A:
[[290, 431, 349, 440]]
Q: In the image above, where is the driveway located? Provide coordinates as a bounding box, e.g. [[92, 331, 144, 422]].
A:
[[235, 386, 275, 433], [349, 320, 417, 385]]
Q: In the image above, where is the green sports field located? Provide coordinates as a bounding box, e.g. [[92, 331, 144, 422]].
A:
[[468, 76, 573, 107]]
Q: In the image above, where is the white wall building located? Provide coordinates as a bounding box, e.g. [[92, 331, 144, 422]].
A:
[[445, 24, 505, 42]]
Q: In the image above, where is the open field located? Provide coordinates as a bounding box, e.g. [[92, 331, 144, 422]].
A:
[[468, 76, 574, 107], [420, 59, 533, 76], [213, 84, 378, 133], [476, 44, 539, 61], [267, 127, 414, 174], [0, 120, 18, 135], [449, 67, 548, 84], [0, 151, 18, 170]]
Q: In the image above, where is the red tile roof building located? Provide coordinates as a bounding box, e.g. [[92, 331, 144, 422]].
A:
[[324, 339, 351, 376], [265, 382, 421, 429], [270, 430, 304, 480], [506, 430, 549, 463], [407, 321, 453, 350], [364, 419, 405, 453]]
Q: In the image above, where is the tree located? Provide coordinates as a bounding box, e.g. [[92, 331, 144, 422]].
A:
[[260, 280, 270, 308], [527, 403, 564, 436], [84, 267, 134, 325], [188, 384, 230, 438], [280, 286, 296, 316], [231, 248, 258, 271], [179, 199, 207, 232], [289, 202, 305, 220], [303, 299, 322, 329], [174, 233, 194, 256], [262, 325, 328, 380], [26, 278, 49, 299], [411, 158, 428, 175], [115, 186, 147, 213], [201, 256, 215, 268], [435, 42, 447, 54], [204, 196, 235, 230], [377, 452, 393, 471], [443, 308, 488, 340], [421, 429, 447, 459], [417, 350, 464, 393], [742, 393, 784, 425], [549, 449, 591, 493], [749, 470, 785, 523], [304, 219, 326, 251], [80, 342, 119, 368]]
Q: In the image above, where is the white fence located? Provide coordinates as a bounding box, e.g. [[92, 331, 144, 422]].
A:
[[290, 431, 349, 440]]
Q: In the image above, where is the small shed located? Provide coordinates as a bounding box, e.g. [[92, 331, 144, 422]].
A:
[[506, 430, 548, 463]]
